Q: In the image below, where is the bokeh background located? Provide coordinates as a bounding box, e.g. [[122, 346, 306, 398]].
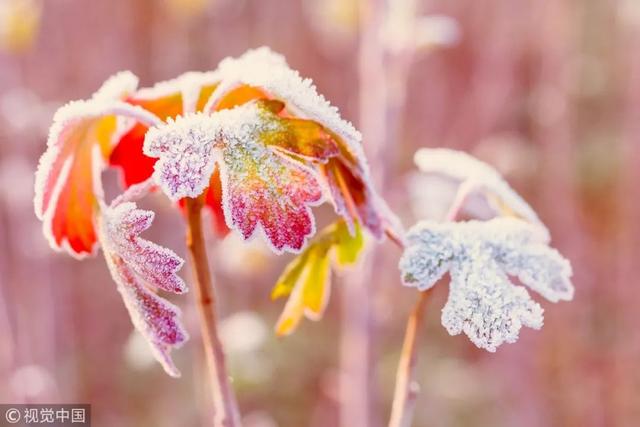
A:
[[1, 0, 638, 426]]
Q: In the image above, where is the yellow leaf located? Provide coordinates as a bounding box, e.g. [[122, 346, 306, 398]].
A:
[[301, 248, 332, 317], [334, 221, 363, 266], [272, 220, 365, 336], [270, 250, 310, 300]]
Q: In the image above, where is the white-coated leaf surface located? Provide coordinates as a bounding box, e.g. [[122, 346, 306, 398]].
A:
[[413, 148, 545, 229], [144, 101, 329, 253], [399, 217, 573, 351]]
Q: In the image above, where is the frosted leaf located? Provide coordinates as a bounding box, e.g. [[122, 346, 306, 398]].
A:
[[145, 101, 329, 253], [144, 113, 218, 200], [399, 227, 453, 290], [34, 71, 161, 258], [413, 148, 544, 230], [203, 48, 400, 241], [399, 217, 574, 351], [209, 47, 361, 149], [134, 71, 221, 114], [495, 241, 574, 303], [91, 71, 139, 102], [442, 251, 544, 352], [320, 157, 401, 240], [98, 202, 188, 377], [109, 71, 221, 192]]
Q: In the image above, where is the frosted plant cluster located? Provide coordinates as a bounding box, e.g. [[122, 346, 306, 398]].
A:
[[399, 217, 573, 351], [413, 148, 545, 229], [98, 201, 188, 377], [34, 47, 404, 375]]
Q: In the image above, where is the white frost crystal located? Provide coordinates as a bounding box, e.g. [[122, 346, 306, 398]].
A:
[[413, 148, 545, 230], [144, 113, 220, 201], [399, 217, 573, 351], [211, 47, 362, 149]]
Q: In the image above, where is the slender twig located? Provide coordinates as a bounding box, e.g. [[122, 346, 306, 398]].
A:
[[387, 184, 469, 427], [388, 290, 431, 427], [184, 196, 241, 427]]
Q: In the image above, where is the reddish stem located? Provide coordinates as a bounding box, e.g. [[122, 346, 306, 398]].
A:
[[388, 290, 431, 427], [185, 196, 241, 427], [387, 185, 467, 427]]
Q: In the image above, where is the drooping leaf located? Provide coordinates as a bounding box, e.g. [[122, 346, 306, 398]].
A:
[[320, 156, 396, 239], [272, 221, 364, 336], [413, 148, 545, 230], [399, 217, 574, 352], [33, 71, 161, 258], [144, 100, 340, 253], [98, 201, 188, 377]]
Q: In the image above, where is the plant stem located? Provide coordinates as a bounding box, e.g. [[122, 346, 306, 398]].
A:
[[184, 196, 241, 427], [388, 290, 431, 427], [387, 180, 469, 427]]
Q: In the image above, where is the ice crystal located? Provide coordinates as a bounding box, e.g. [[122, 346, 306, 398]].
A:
[[413, 148, 545, 230], [399, 217, 573, 351], [145, 100, 328, 253], [98, 202, 188, 377]]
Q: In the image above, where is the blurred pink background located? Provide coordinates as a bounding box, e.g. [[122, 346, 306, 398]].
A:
[[0, 0, 638, 426]]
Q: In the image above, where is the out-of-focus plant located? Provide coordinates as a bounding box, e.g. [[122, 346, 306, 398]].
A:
[[33, 49, 573, 426], [163, 0, 213, 22], [0, 0, 41, 53]]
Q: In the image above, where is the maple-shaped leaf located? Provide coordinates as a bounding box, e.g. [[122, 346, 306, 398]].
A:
[[97, 201, 188, 377], [203, 47, 401, 240], [144, 100, 340, 253], [399, 217, 573, 351], [272, 220, 364, 335], [34, 71, 162, 258], [413, 148, 545, 230]]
